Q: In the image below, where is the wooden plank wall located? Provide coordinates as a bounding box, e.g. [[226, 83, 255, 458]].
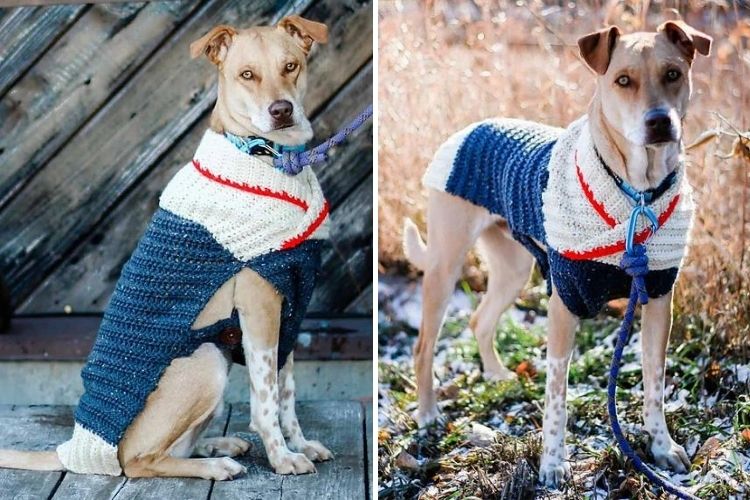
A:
[[0, 0, 373, 317]]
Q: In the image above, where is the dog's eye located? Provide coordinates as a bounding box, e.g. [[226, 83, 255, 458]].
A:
[[285, 62, 298, 73], [240, 70, 254, 80], [616, 75, 631, 87], [666, 69, 681, 82]]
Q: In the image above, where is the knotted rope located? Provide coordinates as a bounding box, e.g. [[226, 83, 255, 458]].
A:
[[273, 104, 373, 175], [608, 197, 697, 500]]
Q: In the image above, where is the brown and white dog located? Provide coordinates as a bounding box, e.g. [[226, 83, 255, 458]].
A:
[[403, 21, 711, 488], [0, 15, 333, 480]]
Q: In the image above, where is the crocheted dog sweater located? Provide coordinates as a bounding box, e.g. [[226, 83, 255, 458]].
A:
[[56, 129, 329, 476], [424, 116, 693, 318]]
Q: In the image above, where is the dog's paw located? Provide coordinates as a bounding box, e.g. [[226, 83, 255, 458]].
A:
[[414, 405, 441, 428], [205, 457, 247, 481], [298, 440, 333, 462], [652, 438, 690, 473], [195, 436, 251, 458], [539, 455, 570, 489], [272, 451, 316, 475]]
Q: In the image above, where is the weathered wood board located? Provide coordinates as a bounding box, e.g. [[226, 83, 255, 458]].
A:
[[0, 405, 72, 499], [311, 174, 373, 311], [0, 1, 200, 209], [0, 0, 372, 319], [365, 401, 373, 499], [0, 402, 368, 499], [211, 401, 366, 499], [0, 3, 85, 97], [346, 283, 373, 314]]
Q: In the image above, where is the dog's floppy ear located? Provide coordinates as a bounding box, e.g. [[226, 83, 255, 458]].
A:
[[658, 20, 712, 60], [190, 25, 237, 65], [577, 25, 621, 75], [278, 15, 328, 55]]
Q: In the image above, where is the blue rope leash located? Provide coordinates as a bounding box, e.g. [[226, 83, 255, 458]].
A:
[[610, 195, 697, 500], [273, 104, 373, 175]]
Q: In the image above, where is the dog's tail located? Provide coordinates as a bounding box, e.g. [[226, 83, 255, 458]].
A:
[[0, 449, 64, 471], [403, 218, 428, 271]]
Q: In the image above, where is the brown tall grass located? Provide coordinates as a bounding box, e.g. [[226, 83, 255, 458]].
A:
[[378, 0, 750, 348]]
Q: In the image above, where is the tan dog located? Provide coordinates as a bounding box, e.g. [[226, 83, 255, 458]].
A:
[[403, 21, 711, 488], [0, 15, 332, 480]]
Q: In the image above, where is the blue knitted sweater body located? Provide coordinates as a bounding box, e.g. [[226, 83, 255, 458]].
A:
[[57, 130, 330, 475], [77, 210, 321, 448], [423, 117, 693, 319]]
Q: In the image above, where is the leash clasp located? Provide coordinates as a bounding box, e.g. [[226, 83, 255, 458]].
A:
[[257, 143, 281, 158], [625, 193, 659, 253]]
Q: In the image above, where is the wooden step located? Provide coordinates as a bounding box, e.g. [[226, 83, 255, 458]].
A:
[[0, 314, 371, 361]]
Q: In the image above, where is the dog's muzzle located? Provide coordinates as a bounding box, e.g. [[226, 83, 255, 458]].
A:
[[643, 108, 677, 145]]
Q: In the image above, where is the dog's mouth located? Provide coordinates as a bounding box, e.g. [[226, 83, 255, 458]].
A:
[[644, 133, 678, 147], [272, 121, 296, 131], [645, 139, 677, 147]]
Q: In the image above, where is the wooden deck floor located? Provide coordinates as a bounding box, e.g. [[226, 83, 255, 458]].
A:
[[0, 401, 370, 500]]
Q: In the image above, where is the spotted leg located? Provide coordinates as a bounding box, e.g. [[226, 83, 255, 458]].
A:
[[539, 290, 578, 489], [641, 292, 690, 472], [236, 269, 315, 475], [278, 353, 333, 462]]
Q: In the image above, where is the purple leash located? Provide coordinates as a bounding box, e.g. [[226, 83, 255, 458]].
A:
[[608, 195, 698, 499], [274, 104, 373, 175]]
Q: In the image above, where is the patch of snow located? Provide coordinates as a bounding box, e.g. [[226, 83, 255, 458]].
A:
[[665, 388, 690, 412], [685, 434, 702, 457], [379, 275, 473, 330], [734, 364, 750, 384]]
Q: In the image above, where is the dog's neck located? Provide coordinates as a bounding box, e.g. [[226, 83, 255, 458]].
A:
[[209, 98, 241, 136], [588, 97, 681, 192]]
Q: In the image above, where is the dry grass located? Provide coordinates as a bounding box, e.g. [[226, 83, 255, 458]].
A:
[[378, 0, 750, 346]]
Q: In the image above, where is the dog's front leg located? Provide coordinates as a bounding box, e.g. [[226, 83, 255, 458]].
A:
[[539, 291, 578, 488], [236, 270, 315, 475], [641, 292, 690, 472], [279, 353, 333, 462]]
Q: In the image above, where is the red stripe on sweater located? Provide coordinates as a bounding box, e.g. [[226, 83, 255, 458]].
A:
[[560, 194, 681, 260], [575, 151, 617, 228], [192, 159, 308, 211], [281, 200, 330, 250]]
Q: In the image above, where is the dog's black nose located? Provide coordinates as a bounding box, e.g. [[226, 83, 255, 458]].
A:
[[644, 109, 674, 143], [269, 100, 293, 121]]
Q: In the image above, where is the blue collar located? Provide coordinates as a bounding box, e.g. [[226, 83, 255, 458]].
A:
[[593, 147, 677, 205], [593, 147, 678, 253], [224, 133, 306, 158]]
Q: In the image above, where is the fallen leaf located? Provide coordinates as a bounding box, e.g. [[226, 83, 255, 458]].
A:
[[515, 360, 537, 380], [437, 381, 460, 400], [395, 450, 420, 471], [617, 476, 641, 495], [693, 435, 723, 466], [378, 429, 391, 444], [705, 359, 721, 379]]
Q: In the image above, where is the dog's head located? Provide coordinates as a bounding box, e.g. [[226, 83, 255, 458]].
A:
[[578, 22, 711, 181], [191, 16, 328, 145]]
